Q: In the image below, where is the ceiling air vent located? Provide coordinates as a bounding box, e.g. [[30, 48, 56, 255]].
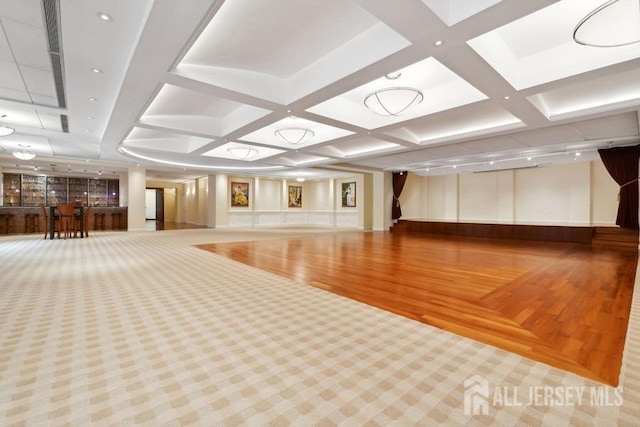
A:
[[42, 0, 66, 109], [60, 114, 69, 133]]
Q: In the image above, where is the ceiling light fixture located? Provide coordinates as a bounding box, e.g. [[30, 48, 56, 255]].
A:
[[97, 12, 112, 21], [275, 128, 315, 144], [228, 147, 259, 160], [0, 124, 15, 136], [364, 72, 423, 116], [296, 177, 306, 182], [573, 0, 640, 47], [12, 144, 35, 160]]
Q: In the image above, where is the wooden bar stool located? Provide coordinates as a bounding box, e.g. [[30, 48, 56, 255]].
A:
[[39, 203, 59, 239], [24, 213, 40, 233], [94, 212, 105, 230], [81, 206, 92, 237]]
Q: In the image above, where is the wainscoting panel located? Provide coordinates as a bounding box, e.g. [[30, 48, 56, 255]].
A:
[[228, 211, 254, 227], [255, 211, 283, 226], [283, 211, 308, 225], [336, 212, 358, 228], [308, 211, 334, 226]]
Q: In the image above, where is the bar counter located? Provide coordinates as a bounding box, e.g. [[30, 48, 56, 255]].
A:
[[0, 206, 128, 235]]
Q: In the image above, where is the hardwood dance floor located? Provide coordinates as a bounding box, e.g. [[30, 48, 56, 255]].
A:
[[197, 231, 638, 386]]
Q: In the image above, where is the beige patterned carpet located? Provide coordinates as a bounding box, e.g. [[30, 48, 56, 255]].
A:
[[0, 228, 639, 426]]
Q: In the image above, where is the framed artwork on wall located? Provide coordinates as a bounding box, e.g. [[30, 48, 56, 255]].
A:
[[231, 182, 249, 207], [341, 182, 356, 207], [288, 185, 302, 208]]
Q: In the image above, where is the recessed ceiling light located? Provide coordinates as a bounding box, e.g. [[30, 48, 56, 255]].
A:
[[435, 40, 443, 46], [0, 125, 15, 136], [91, 68, 102, 73], [97, 12, 112, 21], [503, 96, 510, 100], [87, 116, 94, 120], [89, 97, 96, 101]]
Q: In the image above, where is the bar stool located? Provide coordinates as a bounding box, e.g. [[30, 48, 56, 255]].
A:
[[94, 212, 106, 230], [0, 213, 13, 234], [81, 206, 92, 237], [111, 212, 123, 230], [39, 203, 60, 239], [25, 213, 40, 233]]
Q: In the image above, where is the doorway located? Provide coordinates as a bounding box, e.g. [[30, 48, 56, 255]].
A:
[[145, 188, 164, 228]]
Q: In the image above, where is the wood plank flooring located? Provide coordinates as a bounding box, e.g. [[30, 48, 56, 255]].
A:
[[197, 231, 638, 386]]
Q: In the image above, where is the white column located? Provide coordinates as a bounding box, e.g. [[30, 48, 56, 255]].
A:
[[196, 177, 207, 226], [174, 184, 184, 223], [330, 178, 336, 226], [252, 177, 259, 226], [119, 172, 128, 207], [206, 175, 216, 228], [281, 179, 288, 211], [127, 166, 146, 231], [372, 170, 393, 232], [216, 174, 228, 227]]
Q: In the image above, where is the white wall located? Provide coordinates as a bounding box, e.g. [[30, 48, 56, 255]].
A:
[[460, 172, 498, 222], [257, 178, 281, 210], [426, 176, 448, 220], [399, 160, 619, 226], [307, 180, 332, 210], [181, 174, 364, 229]]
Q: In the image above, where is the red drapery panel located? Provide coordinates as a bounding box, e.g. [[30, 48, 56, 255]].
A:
[[392, 171, 408, 220], [598, 144, 640, 229]]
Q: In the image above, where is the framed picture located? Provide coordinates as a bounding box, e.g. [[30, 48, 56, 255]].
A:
[[288, 185, 302, 208], [341, 182, 356, 207], [231, 182, 249, 207]]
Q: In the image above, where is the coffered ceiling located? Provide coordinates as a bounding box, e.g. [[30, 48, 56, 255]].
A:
[[0, 0, 639, 182]]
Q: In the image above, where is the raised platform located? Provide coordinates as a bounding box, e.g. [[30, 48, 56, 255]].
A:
[[391, 220, 639, 250]]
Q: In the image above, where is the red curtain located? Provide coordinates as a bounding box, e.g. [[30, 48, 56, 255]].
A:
[[392, 171, 408, 220], [598, 145, 640, 229]]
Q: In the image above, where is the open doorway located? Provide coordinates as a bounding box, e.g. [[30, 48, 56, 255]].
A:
[[145, 188, 164, 230]]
